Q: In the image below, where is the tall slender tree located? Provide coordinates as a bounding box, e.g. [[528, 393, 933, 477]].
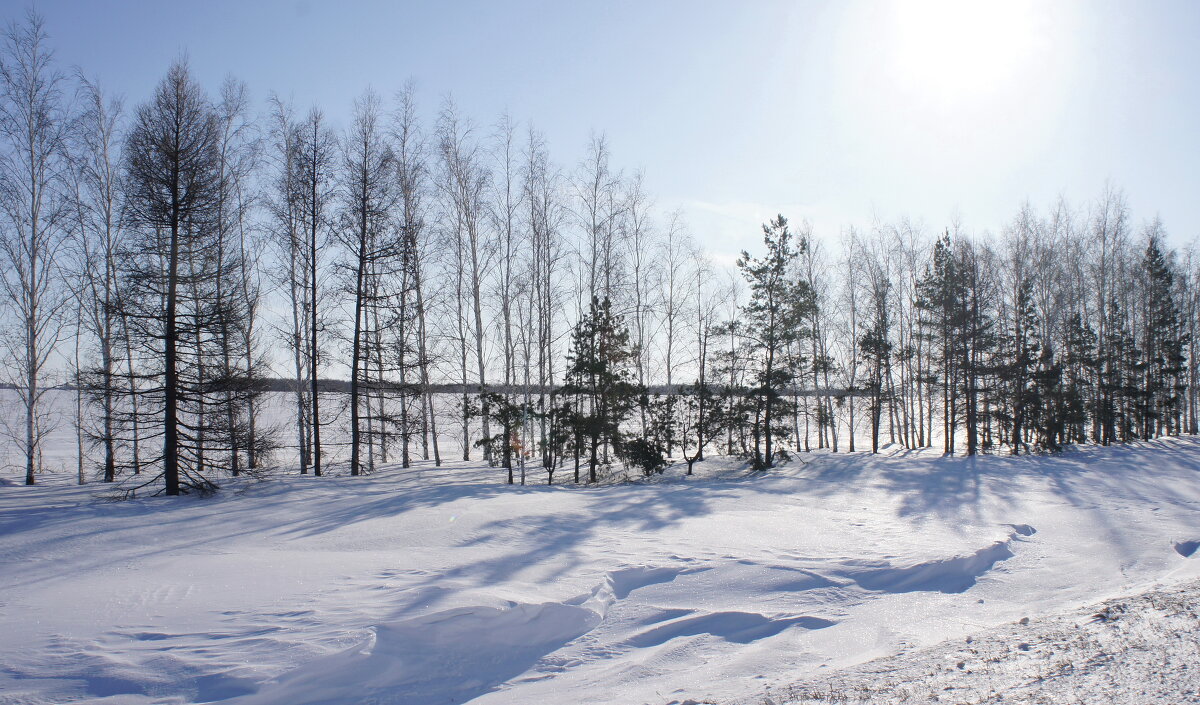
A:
[[69, 75, 124, 482], [0, 12, 71, 485], [734, 215, 814, 469], [123, 59, 222, 494], [340, 90, 396, 476]]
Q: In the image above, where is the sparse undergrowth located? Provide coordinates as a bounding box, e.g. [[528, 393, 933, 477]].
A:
[[741, 580, 1200, 705]]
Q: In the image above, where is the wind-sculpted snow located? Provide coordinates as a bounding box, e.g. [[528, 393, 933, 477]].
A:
[[841, 530, 1024, 594], [3, 407, 1200, 705], [234, 538, 1021, 704], [229, 601, 601, 705], [230, 562, 837, 705], [625, 612, 836, 647]]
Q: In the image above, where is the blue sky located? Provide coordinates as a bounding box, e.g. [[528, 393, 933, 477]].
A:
[[22, 0, 1200, 257]]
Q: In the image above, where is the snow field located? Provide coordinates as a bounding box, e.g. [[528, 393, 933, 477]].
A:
[[2, 394, 1200, 704]]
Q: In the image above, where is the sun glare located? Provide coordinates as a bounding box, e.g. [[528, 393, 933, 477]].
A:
[[889, 0, 1039, 101]]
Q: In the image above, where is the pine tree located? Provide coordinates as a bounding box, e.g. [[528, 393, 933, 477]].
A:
[[1003, 279, 1041, 454], [1141, 233, 1186, 437], [678, 380, 718, 475], [1032, 345, 1064, 450], [562, 297, 640, 482], [860, 312, 892, 455], [734, 215, 814, 468], [476, 392, 529, 484], [956, 241, 996, 456], [915, 233, 962, 454], [1061, 312, 1097, 444]]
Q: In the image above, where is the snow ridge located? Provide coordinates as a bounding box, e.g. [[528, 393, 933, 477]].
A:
[[235, 531, 1031, 705]]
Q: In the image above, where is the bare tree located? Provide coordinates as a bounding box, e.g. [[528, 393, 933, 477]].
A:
[[437, 99, 492, 462], [0, 12, 70, 485], [490, 112, 523, 480], [523, 126, 566, 482], [391, 82, 433, 467], [574, 134, 623, 307], [836, 228, 864, 452], [67, 74, 124, 482], [211, 76, 265, 475], [297, 107, 337, 476], [339, 90, 397, 476], [265, 95, 312, 474], [122, 58, 222, 495], [658, 212, 694, 392], [624, 171, 656, 435]]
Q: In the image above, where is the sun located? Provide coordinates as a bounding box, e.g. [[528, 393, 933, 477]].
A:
[[888, 0, 1040, 102]]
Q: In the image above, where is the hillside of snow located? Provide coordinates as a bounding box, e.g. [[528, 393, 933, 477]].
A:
[[748, 577, 1200, 705], [2, 429, 1200, 704]]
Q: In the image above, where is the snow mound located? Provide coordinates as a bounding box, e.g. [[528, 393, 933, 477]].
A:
[[231, 601, 600, 705], [603, 564, 704, 600], [1175, 539, 1200, 558], [1005, 522, 1037, 536], [625, 611, 835, 647], [233, 560, 841, 705], [229, 528, 1035, 705], [839, 528, 1028, 594], [231, 563, 702, 705]]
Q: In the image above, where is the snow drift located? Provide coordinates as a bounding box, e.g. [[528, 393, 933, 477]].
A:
[[3, 433, 1200, 704]]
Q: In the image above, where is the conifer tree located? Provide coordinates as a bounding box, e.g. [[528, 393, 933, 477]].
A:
[[734, 216, 814, 468], [122, 59, 225, 494], [562, 296, 640, 482], [1003, 279, 1040, 454]]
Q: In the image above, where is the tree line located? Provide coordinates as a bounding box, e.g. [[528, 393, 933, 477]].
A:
[[2, 12, 1198, 493]]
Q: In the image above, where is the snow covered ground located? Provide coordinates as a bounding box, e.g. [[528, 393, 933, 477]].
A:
[[2, 400, 1199, 704], [748, 576, 1200, 705]]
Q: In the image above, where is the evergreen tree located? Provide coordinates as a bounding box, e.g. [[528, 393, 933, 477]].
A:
[[860, 303, 892, 455], [677, 380, 718, 475], [117, 61, 268, 493], [1002, 279, 1041, 454], [1060, 312, 1097, 444], [1141, 234, 1186, 437], [562, 297, 641, 483], [734, 215, 814, 468], [915, 233, 963, 454], [476, 392, 530, 484], [956, 241, 996, 456], [1032, 345, 1064, 450], [1098, 295, 1136, 444]]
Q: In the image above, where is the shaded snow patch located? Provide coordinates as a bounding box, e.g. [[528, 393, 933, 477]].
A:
[[841, 530, 1027, 594], [608, 564, 701, 599], [626, 611, 835, 647], [1175, 540, 1200, 558], [231, 601, 600, 705]]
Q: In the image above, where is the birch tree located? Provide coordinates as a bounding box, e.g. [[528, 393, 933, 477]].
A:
[[68, 75, 124, 482], [437, 99, 491, 462], [392, 83, 437, 466], [0, 12, 70, 485], [340, 89, 396, 476]]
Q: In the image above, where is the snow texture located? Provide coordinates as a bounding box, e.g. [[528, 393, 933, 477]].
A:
[[747, 578, 1200, 705], [2, 393, 1199, 704]]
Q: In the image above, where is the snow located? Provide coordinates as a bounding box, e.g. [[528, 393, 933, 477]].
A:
[[750, 578, 1200, 705], [2, 392, 1200, 704]]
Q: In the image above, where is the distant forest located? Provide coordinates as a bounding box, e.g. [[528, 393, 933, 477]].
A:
[[1, 12, 1196, 493]]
